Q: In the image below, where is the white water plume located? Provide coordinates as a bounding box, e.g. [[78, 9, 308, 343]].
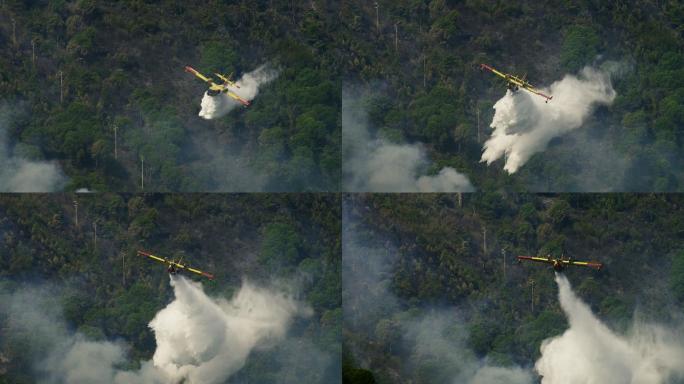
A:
[[481, 66, 616, 173], [1, 276, 309, 384], [128, 276, 309, 383], [199, 65, 278, 120], [535, 274, 684, 384]]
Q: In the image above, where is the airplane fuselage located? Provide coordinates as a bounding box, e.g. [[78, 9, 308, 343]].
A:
[[552, 260, 564, 272]]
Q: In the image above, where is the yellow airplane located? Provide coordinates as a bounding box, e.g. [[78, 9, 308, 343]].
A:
[[138, 250, 215, 280], [480, 63, 553, 103], [517, 255, 603, 272], [184, 65, 250, 106]]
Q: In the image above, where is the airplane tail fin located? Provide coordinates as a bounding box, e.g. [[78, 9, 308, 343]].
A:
[[226, 71, 239, 88]]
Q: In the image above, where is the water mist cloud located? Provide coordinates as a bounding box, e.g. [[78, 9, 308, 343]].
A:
[[343, 87, 474, 192], [189, 133, 270, 192], [0, 105, 66, 192], [1, 276, 309, 384], [199, 65, 279, 120], [535, 274, 684, 384], [481, 65, 616, 174]]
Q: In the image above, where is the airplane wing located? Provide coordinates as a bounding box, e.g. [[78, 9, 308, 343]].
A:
[[185, 66, 214, 83], [522, 84, 553, 102], [480, 64, 508, 80], [517, 255, 553, 264], [138, 250, 167, 264], [138, 250, 215, 280], [562, 259, 603, 270], [224, 90, 250, 106], [169, 259, 216, 280]]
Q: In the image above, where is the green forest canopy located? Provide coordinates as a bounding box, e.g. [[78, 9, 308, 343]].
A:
[[339, 1, 684, 191], [343, 193, 684, 383], [0, 193, 341, 382], [1, 1, 341, 191]]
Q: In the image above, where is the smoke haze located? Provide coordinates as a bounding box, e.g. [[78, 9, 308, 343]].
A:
[[343, 201, 530, 383], [521, 128, 630, 192], [481, 66, 616, 174], [1, 276, 310, 384], [404, 312, 534, 384], [199, 65, 279, 120], [342, 87, 474, 192], [535, 274, 684, 384], [0, 105, 66, 192], [188, 132, 270, 191]]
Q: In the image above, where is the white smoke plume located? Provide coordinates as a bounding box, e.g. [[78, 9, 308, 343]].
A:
[[1, 276, 310, 384], [199, 65, 279, 120], [343, 87, 474, 192], [481, 66, 616, 174], [535, 274, 684, 384], [0, 105, 66, 192]]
